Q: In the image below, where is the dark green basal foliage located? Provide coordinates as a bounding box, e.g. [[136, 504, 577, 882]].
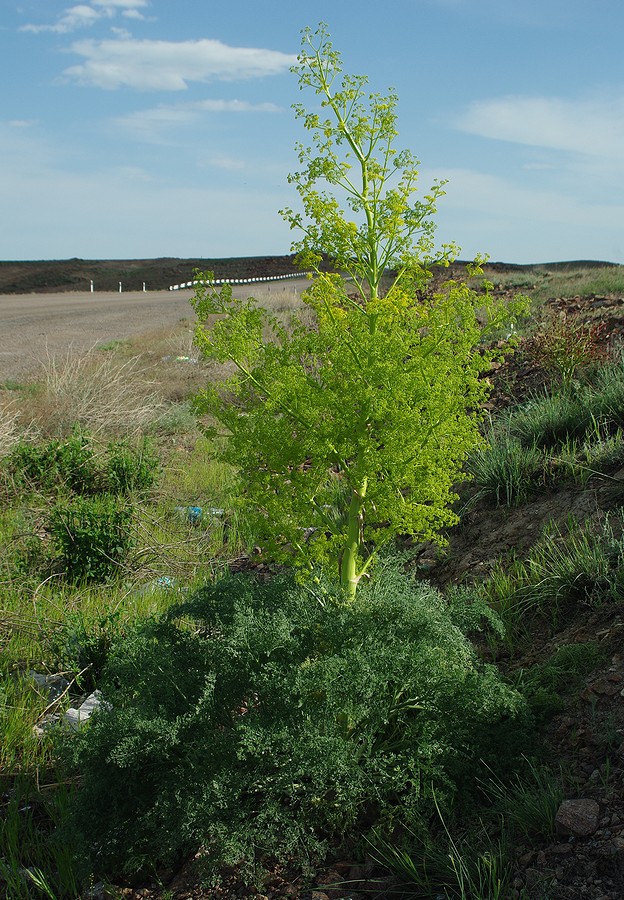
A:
[[48, 494, 134, 582], [4, 428, 158, 497], [3, 428, 159, 583], [59, 559, 529, 883]]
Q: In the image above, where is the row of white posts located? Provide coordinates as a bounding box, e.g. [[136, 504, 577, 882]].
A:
[[168, 272, 305, 291], [89, 281, 147, 293], [86, 273, 305, 293]]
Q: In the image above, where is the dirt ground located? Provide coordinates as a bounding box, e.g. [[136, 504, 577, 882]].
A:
[[0, 289, 194, 381], [0, 280, 309, 383]]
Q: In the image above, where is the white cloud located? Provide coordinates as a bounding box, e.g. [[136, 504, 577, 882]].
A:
[[203, 156, 246, 171], [195, 99, 280, 113], [114, 98, 281, 141], [92, 0, 148, 9], [22, 5, 102, 34], [20, 0, 148, 33], [456, 94, 624, 159], [429, 166, 622, 224], [424, 165, 624, 261], [0, 122, 621, 263], [92, 0, 148, 19], [0, 133, 292, 259], [115, 105, 198, 133], [62, 37, 297, 90]]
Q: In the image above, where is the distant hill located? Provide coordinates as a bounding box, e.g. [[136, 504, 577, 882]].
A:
[[0, 255, 303, 294], [0, 255, 619, 294]]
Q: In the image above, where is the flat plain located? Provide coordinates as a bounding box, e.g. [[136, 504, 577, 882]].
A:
[[0, 279, 309, 381]]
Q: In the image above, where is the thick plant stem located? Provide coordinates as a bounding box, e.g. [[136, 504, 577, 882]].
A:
[[340, 313, 377, 600], [340, 477, 367, 600]]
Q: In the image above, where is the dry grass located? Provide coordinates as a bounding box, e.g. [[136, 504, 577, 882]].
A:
[[25, 344, 167, 437], [0, 403, 23, 458], [252, 284, 309, 312]]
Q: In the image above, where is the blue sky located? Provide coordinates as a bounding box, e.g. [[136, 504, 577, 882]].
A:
[[2, 0, 623, 264]]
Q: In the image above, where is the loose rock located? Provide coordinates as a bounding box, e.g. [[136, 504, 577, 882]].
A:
[[556, 799, 601, 837]]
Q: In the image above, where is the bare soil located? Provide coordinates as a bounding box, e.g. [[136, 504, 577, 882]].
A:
[[0, 253, 311, 382], [0, 279, 310, 383], [0, 289, 195, 381]]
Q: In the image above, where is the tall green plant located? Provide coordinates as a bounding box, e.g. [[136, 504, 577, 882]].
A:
[[281, 23, 455, 297], [192, 24, 526, 597]]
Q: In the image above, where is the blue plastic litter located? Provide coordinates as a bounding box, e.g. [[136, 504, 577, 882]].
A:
[[174, 505, 203, 525], [187, 506, 203, 524]]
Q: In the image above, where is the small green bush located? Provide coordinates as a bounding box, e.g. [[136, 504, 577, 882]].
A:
[[592, 356, 624, 427], [3, 430, 157, 584], [483, 757, 564, 840], [371, 815, 513, 900], [59, 561, 527, 882], [482, 516, 624, 640], [0, 786, 79, 900], [105, 437, 159, 494], [515, 642, 605, 724], [5, 429, 158, 497], [469, 356, 624, 503], [522, 517, 624, 613], [52, 610, 125, 692], [7, 428, 98, 495], [489, 354, 624, 457], [49, 494, 134, 583]]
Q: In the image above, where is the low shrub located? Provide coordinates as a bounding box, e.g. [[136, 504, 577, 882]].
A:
[[59, 560, 528, 883], [482, 757, 564, 841], [104, 437, 159, 494], [52, 610, 125, 692], [370, 815, 514, 900], [524, 311, 608, 389], [515, 642, 606, 724], [504, 389, 592, 451], [469, 355, 624, 503], [0, 403, 25, 460], [34, 345, 164, 437], [490, 353, 624, 456], [0, 783, 79, 900], [521, 517, 624, 613], [5, 429, 158, 497], [592, 355, 624, 426], [48, 494, 134, 583], [7, 428, 98, 495]]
